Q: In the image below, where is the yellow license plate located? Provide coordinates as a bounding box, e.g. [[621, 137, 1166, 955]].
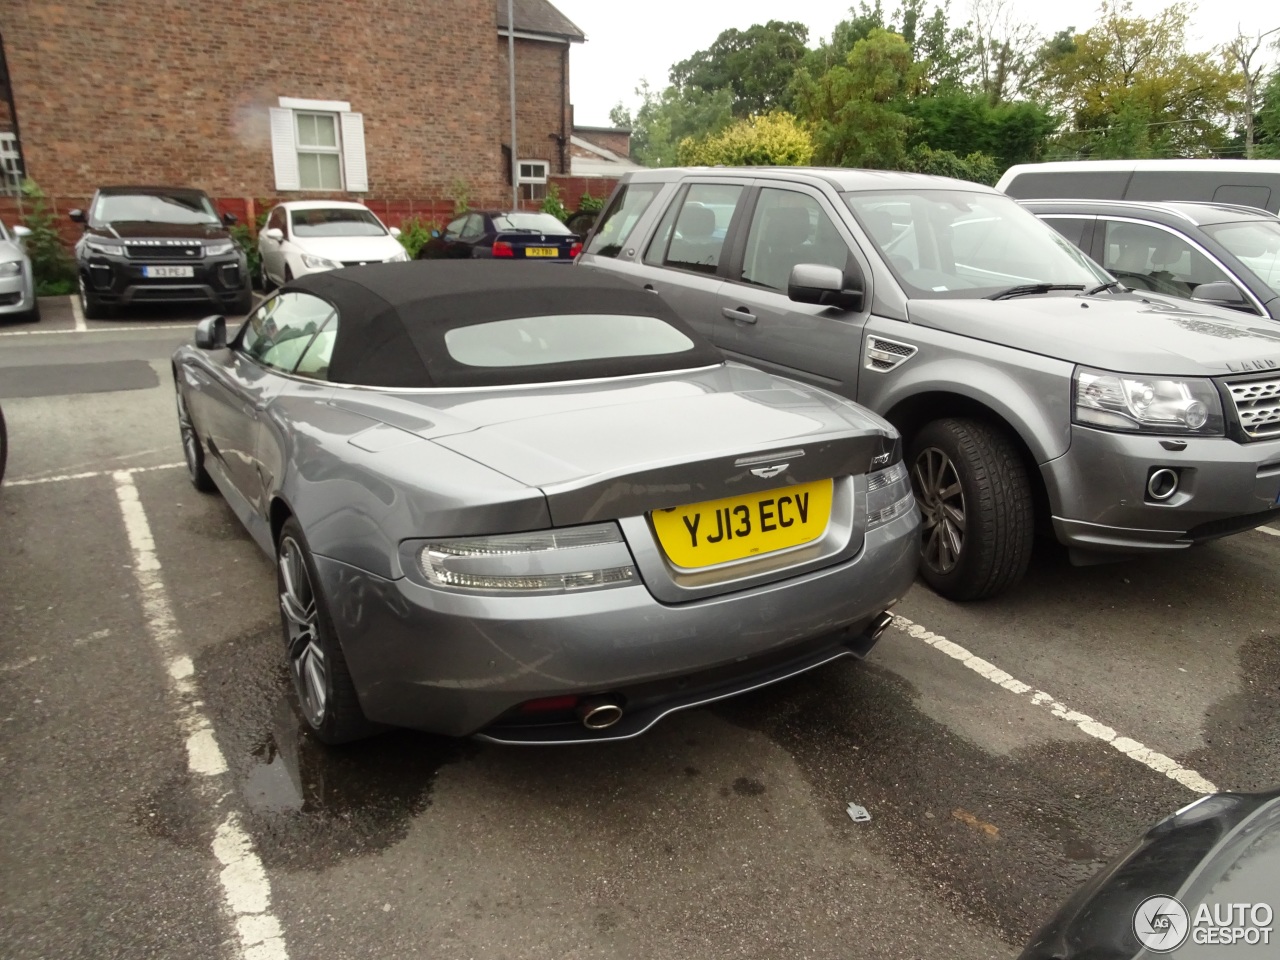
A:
[[651, 479, 833, 569], [525, 247, 559, 257]]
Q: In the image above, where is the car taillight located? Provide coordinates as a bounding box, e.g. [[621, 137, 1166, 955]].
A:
[[569, 242, 583, 258], [493, 241, 514, 257]]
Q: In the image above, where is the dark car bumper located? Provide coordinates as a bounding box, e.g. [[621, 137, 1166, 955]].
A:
[[312, 510, 919, 742], [81, 254, 249, 306]]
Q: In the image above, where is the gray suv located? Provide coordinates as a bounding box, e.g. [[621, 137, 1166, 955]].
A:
[[580, 168, 1280, 600]]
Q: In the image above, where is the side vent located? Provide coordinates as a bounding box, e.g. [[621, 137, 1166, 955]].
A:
[[865, 335, 918, 373]]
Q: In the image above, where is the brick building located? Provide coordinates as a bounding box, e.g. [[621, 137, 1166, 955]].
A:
[[0, 0, 616, 231]]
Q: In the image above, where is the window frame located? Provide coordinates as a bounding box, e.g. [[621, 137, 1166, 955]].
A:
[[654, 180, 750, 278], [517, 159, 549, 201], [235, 292, 339, 377], [735, 185, 858, 293], [1092, 216, 1263, 313], [294, 111, 344, 192]]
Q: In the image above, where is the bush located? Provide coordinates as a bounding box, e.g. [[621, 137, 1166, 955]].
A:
[[577, 192, 605, 215], [449, 178, 474, 216], [902, 145, 999, 186], [229, 203, 270, 281], [677, 112, 815, 167], [396, 216, 440, 259], [19, 180, 76, 296], [540, 183, 569, 222]]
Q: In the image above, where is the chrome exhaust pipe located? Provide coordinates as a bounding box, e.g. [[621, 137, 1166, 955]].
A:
[[868, 611, 895, 641], [577, 697, 624, 730]]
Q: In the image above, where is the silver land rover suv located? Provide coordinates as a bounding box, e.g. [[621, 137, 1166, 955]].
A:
[[580, 168, 1280, 600]]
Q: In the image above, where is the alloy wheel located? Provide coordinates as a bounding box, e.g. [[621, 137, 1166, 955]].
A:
[[279, 537, 327, 728], [911, 446, 967, 575], [175, 391, 200, 479]]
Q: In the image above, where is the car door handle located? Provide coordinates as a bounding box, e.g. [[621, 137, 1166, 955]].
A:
[[722, 307, 757, 324]]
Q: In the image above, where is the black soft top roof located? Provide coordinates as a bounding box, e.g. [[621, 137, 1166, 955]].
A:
[[280, 261, 723, 389]]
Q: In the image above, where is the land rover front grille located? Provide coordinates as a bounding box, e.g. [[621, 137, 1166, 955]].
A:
[[1224, 375, 1280, 439], [125, 243, 204, 260]]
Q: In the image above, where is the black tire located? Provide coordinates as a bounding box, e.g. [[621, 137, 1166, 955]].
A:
[[907, 418, 1034, 601], [276, 517, 375, 744], [259, 261, 276, 293], [174, 383, 216, 493], [284, 264, 294, 283], [78, 274, 111, 320]]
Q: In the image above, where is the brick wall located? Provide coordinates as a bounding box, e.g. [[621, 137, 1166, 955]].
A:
[[549, 175, 619, 211], [0, 0, 513, 206], [497, 38, 570, 176]]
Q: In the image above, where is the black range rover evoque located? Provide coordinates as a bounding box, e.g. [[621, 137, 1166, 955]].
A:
[[71, 185, 253, 318]]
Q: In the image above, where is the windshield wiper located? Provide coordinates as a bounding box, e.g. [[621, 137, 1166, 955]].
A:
[[1084, 280, 1125, 296], [985, 283, 1086, 300]]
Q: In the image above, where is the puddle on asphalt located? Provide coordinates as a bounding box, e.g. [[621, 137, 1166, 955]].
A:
[[1182, 633, 1280, 793], [195, 620, 470, 871]]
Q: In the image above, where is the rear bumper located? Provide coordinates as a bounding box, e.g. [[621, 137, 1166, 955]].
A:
[[313, 510, 919, 741], [1044, 425, 1280, 555]]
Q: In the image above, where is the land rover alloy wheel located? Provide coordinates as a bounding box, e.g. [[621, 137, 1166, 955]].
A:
[[908, 418, 1033, 601]]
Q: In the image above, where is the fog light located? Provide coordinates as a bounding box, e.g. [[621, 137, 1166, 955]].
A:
[[1147, 468, 1179, 501]]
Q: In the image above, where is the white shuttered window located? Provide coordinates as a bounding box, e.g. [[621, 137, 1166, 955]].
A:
[[270, 98, 367, 193]]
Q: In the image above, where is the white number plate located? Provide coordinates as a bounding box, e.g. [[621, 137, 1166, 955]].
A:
[[143, 266, 194, 278]]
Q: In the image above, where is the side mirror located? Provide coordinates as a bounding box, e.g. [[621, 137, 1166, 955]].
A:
[[1191, 280, 1249, 309], [194, 315, 227, 350], [12, 225, 31, 239], [264, 227, 284, 242], [788, 263, 865, 312], [221, 211, 238, 226], [389, 226, 402, 238], [68, 209, 86, 224], [430, 229, 441, 239]]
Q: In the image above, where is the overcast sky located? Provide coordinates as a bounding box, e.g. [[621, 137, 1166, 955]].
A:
[[550, 0, 1279, 127]]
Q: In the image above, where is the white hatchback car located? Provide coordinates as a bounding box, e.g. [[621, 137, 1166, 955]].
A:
[[258, 201, 408, 289]]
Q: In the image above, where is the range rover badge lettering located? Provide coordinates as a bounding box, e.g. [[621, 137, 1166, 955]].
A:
[[750, 464, 789, 479], [871, 451, 891, 467]]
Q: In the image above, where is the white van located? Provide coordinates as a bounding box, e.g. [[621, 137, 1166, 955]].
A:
[[995, 159, 1280, 214]]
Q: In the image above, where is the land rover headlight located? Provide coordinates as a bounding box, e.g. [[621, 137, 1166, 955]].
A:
[[413, 523, 637, 593], [204, 241, 235, 256], [85, 239, 123, 255], [1073, 366, 1224, 436]]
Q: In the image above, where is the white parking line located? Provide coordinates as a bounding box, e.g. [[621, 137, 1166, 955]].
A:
[[5, 462, 183, 487], [0, 323, 197, 337], [112, 471, 289, 960], [893, 615, 1217, 795], [68, 293, 86, 332], [1259, 526, 1280, 538]]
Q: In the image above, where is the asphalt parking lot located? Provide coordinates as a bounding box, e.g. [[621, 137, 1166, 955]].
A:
[[2, 296, 1278, 960]]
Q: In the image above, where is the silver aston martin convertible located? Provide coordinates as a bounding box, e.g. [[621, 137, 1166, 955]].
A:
[[172, 262, 919, 744]]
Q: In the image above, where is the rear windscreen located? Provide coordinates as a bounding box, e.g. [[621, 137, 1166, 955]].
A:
[[444, 314, 695, 369]]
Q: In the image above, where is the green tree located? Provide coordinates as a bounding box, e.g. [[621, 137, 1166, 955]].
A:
[[793, 28, 924, 168], [906, 91, 1058, 166], [1255, 68, 1280, 158], [670, 21, 810, 116], [676, 112, 815, 166], [628, 80, 734, 168], [1039, 2, 1242, 158]]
